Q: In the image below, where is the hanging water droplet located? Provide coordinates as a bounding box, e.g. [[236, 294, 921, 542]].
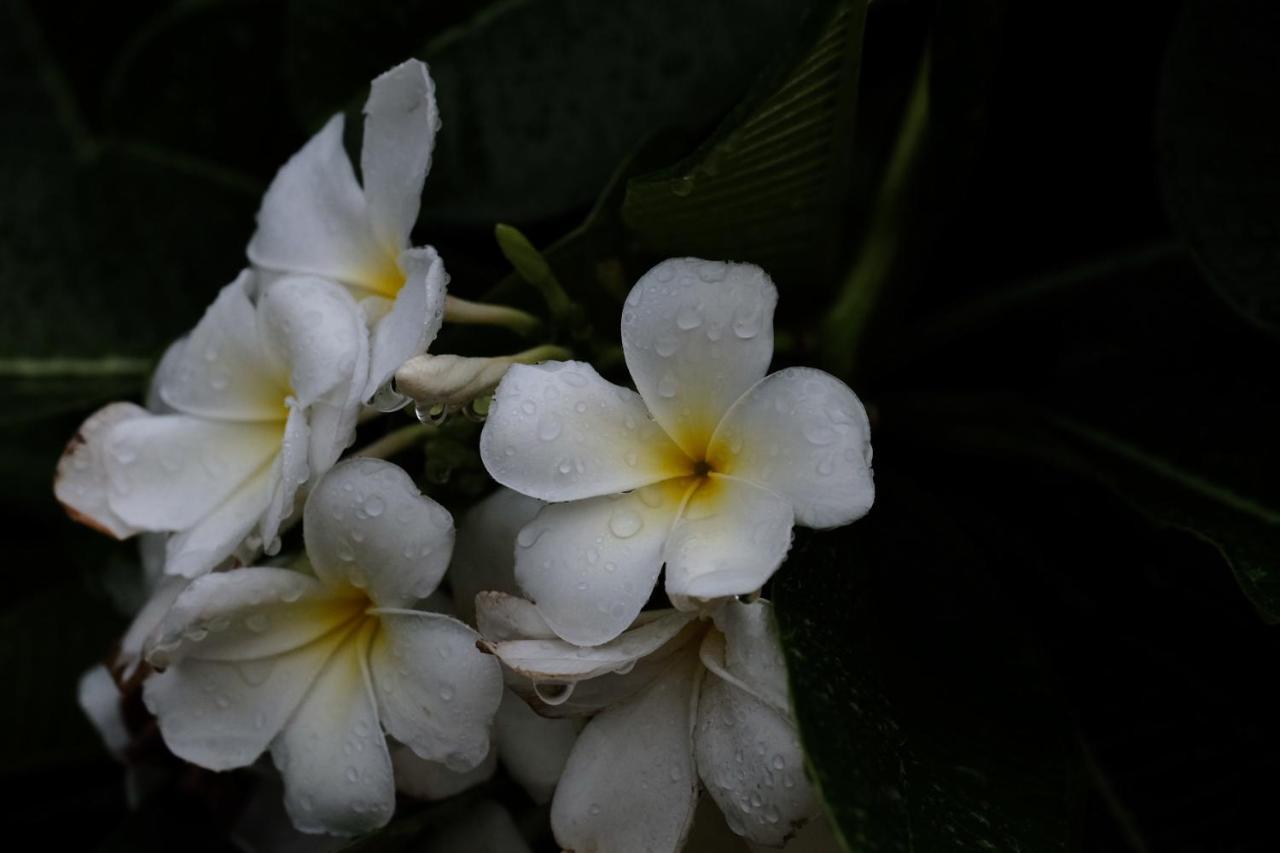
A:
[[534, 681, 575, 706]]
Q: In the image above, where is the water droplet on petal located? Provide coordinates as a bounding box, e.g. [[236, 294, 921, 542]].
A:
[[537, 413, 563, 441], [608, 508, 643, 538], [657, 373, 679, 398], [676, 304, 704, 330]]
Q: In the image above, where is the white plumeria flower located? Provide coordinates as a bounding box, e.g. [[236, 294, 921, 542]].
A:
[[396, 487, 581, 804], [479, 258, 874, 645], [248, 59, 447, 401], [56, 272, 368, 578], [478, 593, 816, 852], [142, 459, 504, 836]]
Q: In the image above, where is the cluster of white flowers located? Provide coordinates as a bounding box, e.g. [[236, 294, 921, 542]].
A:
[[58, 60, 874, 851]]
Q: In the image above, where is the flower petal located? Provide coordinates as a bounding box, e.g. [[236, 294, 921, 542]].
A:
[[118, 574, 187, 677], [163, 464, 274, 578], [391, 741, 497, 801], [514, 482, 686, 646], [303, 458, 454, 607], [364, 246, 446, 400], [259, 276, 367, 408], [146, 567, 354, 667], [157, 273, 288, 421], [709, 367, 873, 529], [361, 59, 439, 255], [248, 115, 391, 292], [551, 652, 701, 853], [450, 488, 544, 625], [77, 665, 128, 759], [270, 627, 395, 836], [486, 610, 695, 682], [664, 477, 794, 603], [104, 414, 281, 532], [143, 571, 356, 773], [368, 611, 502, 769], [695, 677, 816, 846], [494, 689, 579, 804], [55, 402, 148, 539], [474, 591, 559, 641], [704, 600, 790, 714], [622, 258, 777, 457], [480, 361, 692, 503], [416, 802, 532, 853]]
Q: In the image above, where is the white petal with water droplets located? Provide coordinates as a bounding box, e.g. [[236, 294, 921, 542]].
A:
[[361, 59, 439, 255], [368, 611, 502, 769], [364, 246, 447, 400], [102, 414, 281, 532], [480, 361, 692, 503], [270, 627, 396, 836], [258, 276, 366, 408], [705, 600, 791, 714], [248, 115, 391, 293], [694, 676, 816, 847], [664, 477, 794, 602], [119, 574, 187, 677], [77, 665, 128, 760], [709, 367, 873, 529], [146, 568, 353, 668], [144, 617, 350, 773], [513, 484, 685, 646], [55, 402, 149, 539], [391, 741, 498, 801], [621, 258, 776, 457], [162, 464, 274, 578], [157, 273, 287, 421], [552, 651, 701, 853], [304, 459, 454, 607], [450, 489, 543, 625]]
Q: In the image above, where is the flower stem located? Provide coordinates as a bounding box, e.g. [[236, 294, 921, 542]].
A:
[[822, 53, 931, 380], [494, 224, 584, 332], [352, 423, 434, 460], [443, 295, 542, 338]]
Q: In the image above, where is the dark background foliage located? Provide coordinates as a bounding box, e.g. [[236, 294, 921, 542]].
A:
[[1, 0, 1278, 850]]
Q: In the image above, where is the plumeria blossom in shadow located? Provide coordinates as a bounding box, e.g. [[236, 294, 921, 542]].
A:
[[478, 592, 816, 852], [56, 272, 368, 578], [479, 258, 874, 646], [248, 59, 447, 401], [142, 459, 503, 836]]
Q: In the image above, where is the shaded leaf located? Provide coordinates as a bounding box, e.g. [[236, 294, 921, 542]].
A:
[[774, 477, 1072, 852], [622, 0, 864, 291], [1159, 0, 1280, 336]]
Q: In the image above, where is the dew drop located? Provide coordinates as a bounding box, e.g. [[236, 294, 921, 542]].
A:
[[654, 334, 680, 357], [245, 612, 270, 633], [676, 304, 704, 330], [657, 372, 679, 398], [537, 413, 563, 441], [364, 495, 385, 517], [608, 508, 643, 538]]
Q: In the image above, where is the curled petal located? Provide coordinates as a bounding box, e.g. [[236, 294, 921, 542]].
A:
[[704, 599, 791, 714], [361, 59, 440, 256], [709, 367, 873, 529], [303, 458, 454, 608], [474, 591, 558, 642], [664, 477, 794, 603], [480, 361, 692, 503], [622, 258, 776, 457], [248, 115, 391, 292], [258, 276, 367, 408], [364, 246, 447, 400], [485, 610, 695, 682]]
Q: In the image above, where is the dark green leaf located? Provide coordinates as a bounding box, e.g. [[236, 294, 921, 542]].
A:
[[622, 0, 864, 291], [1159, 0, 1280, 335], [774, 477, 1072, 852], [417, 0, 815, 224]]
